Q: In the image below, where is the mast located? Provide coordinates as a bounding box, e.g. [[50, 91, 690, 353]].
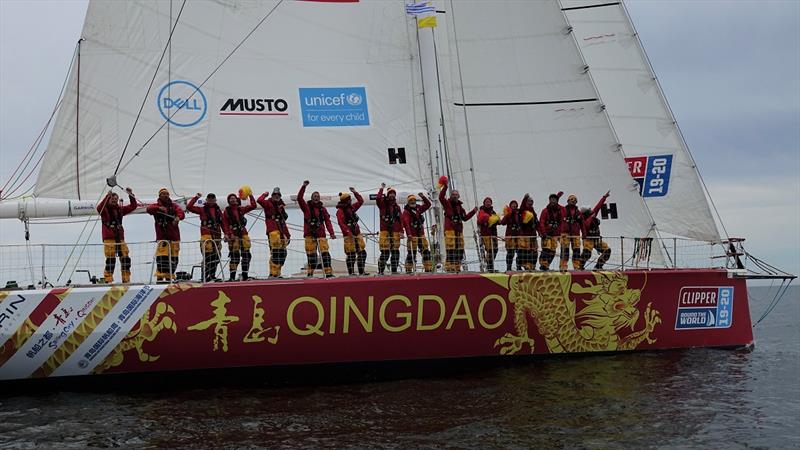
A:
[[75, 38, 83, 200], [415, 10, 448, 266]]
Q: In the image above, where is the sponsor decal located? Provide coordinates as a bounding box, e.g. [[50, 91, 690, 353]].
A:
[[0, 292, 50, 348], [675, 286, 734, 330], [157, 80, 207, 127], [52, 285, 167, 377], [219, 98, 289, 117], [625, 154, 673, 198], [298, 87, 369, 127]]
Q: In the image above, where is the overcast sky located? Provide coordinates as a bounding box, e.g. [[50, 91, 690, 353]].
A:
[[0, 0, 798, 279]]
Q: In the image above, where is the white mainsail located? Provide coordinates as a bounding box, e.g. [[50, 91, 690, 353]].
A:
[[563, 0, 721, 242], [434, 0, 660, 244], [34, 0, 427, 201]]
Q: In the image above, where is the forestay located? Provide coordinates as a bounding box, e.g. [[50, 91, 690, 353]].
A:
[[35, 0, 427, 201], [563, 0, 721, 242]]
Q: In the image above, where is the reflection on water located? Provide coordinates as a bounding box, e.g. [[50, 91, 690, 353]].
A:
[[0, 287, 797, 449]]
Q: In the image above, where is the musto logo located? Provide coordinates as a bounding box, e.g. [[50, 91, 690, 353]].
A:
[[298, 87, 369, 127], [625, 154, 673, 198], [219, 98, 289, 117], [675, 286, 734, 330], [157, 80, 207, 127]]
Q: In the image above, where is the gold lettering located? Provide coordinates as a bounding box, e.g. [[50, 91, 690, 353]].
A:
[[478, 294, 507, 330], [343, 296, 373, 333], [446, 294, 475, 330], [417, 295, 446, 331], [187, 291, 240, 352], [379, 295, 412, 332], [243, 295, 280, 344], [287, 296, 324, 336], [329, 296, 337, 335]]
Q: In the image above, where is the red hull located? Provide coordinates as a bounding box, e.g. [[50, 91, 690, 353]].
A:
[[0, 269, 752, 380]]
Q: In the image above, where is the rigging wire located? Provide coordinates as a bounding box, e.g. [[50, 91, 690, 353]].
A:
[[0, 41, 79, 199], [112, 0, 187, 176], [116, 0, 286, 176]]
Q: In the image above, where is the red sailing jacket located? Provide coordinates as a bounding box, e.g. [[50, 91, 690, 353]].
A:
[[501, 207, 522, 238], [519, 194, 538, 237], [376, 187, 404, 233], [401, 195, 431, 237], [336, 191, 364, 237], [221, 196, 257, 238], [97, 192, 137, 241], [146, 198, 185, 241], [297, 185, 335, 238], [563, 204, 585, 237], [581, 195, 608, 238], [476, 206, 499, 237], [257, 194, 290, 239], [539, 204, 566, 237], [438, 184, 476, 233], [187, 196, 223, 239]]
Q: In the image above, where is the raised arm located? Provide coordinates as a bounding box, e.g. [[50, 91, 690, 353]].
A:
[[419, 193, 432, 213], [465, 206, 478, 221], [241, 194, 257, 214], [590, 191, 609, 218], [186, 194, 203, 215], [121, 192, 138, 215], [297, 183, 309, 214], [352, 189, 364, 211], [97, 191, 112, 213]]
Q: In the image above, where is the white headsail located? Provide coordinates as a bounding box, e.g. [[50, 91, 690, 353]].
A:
[[433, 0, 660, 244], [563, 0, 721, 241], [34, 0, 427, 202]]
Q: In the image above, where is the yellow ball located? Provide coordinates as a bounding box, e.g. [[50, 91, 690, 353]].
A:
[[239, 185, 252, 199], [522, 211, 534, 224]]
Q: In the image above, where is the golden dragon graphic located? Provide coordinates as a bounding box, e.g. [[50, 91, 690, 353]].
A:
[[491, 272, 661, 355]]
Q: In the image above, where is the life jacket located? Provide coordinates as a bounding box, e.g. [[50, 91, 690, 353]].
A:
[[507, 209, 521, 233], [226, 206, 247, 237], [405, 204, 425, 230], [565, 206, 582, 226], [586, 217, 601, 238], [545, 205, 562, 235], [271, 200, 288, 224], [306, 202, 324, 231], [382, 202, 401, 227], [103, 206, 123, 241], [202, 204, 222, 234], [342, 206, 360, 234], [449, 200, 467, 223], [154, 202, 176, 229]]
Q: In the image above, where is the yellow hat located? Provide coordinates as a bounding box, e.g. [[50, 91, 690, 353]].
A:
[[407, 194, 417, 203], [339, 192, 351, 201], [158, 188, 170, 196], [567, 194, 578, 203]]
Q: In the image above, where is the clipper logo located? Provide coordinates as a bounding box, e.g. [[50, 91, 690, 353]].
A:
[[157, 80, 207, 127], [219, 98, 289, 116], [625, 154, 673, 198], [298, 87, 369, 127], [675, 286, 734, 330]]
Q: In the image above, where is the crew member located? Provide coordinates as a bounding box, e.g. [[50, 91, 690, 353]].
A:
[[187, 193, 223, 282], [501, 200, 521, 272], [146, 188, 185, 282], [221, 190, 257, 281], [580, 191, 611, 270], [97, 187, 137, 283], [258, 187, 291, 278], [518, 193, 539, 271], [336, 187, 367, 276], [562, 194, 584, 271], [538, 191, 564, 271], [476, 197, 501, 272], [298, 181, 336, 278], [438, 177, 477, 273], [376, 183, 404, 274], [401, 192, 432, 273]]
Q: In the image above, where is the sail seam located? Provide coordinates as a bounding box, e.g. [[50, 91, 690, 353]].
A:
[[454, 98, 597, 107], [561, 2, 621, 11]]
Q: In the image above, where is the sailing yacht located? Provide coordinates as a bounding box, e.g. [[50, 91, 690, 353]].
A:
[[0, 0, 793, 381]]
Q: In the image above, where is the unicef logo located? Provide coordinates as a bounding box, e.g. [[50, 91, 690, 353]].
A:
[[157, 80, 207, 127], [346, 92, 363, 107]]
